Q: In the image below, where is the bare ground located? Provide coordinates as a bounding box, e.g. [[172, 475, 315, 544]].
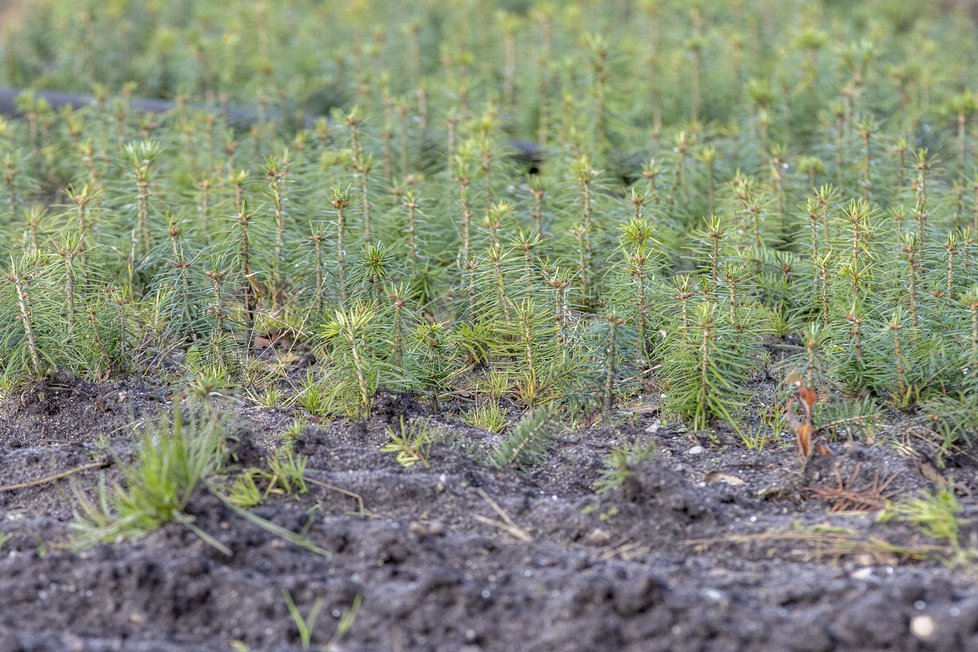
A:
[[1, 378, 978, 651]]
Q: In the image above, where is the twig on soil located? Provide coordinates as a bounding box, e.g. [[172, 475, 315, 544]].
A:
[[597, 538, 651, 561], [0, 459, 108, 492], [474, 488, 533, 542], [305, 476, 369, 517]]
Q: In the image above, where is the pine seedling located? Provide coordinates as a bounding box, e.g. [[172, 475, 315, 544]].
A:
[[642, 158, 663, 206], [403, 189, 420, 266], [321, 302, 382, 419], [835, 198, 878, 302], [64, 183, 99, 257], [942, 230, 962, 302], [913, 148, 933, 253], [593, 438, 655, 495], [20, 204, 46, 256], [56, 235, 83, 331], [733, 175, 767, 248], [615, 216, 659, 368], [125, 140, 163, 260], [307, 226, 327, 315], [489, 406, 557, 470], [661, 300, 758, 431], [830, 301, 869, 393], [880, 486, 970, 562], [262, 151, 292, 307], [672, 274, 696, 340], [886, 306, 911, 407], [791, 322, 832, 390], [329, 185, 354, 302], [384, 282, 418, 369], [513, 227, 542, 283], [231, 200, 263, 331], [1, 149, 32, 220], [768, 143, 788, 237], [854, 114, 878, 200], [2, 256, 44, 382], [542, 263, 572, 347], [720, 261, 758, 330], [1, 248, 93, 388], [797, 156, 825, 191], [571, 154, 597, 304], [454, 139, 479, 274], [948, 91, 978, 176], [348, 242, 398, 303], [666, 129, 693, 217], [382, 416, 435, 467], [691, 215, 727, 295], [508, 296, 563, 407], [410, 321, 458, 413], [204, 261, 239, 345], [696, 146, 719, 213], [150, 215, 208, 342], [529, 176, 546, 238], [901, 230, 923, 328], [602, 312, 627, 414], [486, 242, 512, 320], [345, 109, 374, 245]]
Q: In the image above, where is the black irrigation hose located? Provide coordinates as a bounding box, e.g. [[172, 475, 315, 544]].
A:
[[0, 86, 265, 129], [0, 86, 545, 170]]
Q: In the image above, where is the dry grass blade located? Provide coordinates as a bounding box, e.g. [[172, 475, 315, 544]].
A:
[[686, 524, 944, 564], [209, 488, 331, 557], [807, 463, 898, 512], [305, 476, 369, 517], [474, 488, 532, 542], [0, 459, 108, 493], [596, 538, 651, 561], [816, 413, 878, 436]]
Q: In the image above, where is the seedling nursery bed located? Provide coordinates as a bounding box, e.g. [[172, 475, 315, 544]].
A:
[[4, 1, 978, 650]]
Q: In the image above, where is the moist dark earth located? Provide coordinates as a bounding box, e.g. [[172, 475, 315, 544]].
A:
[[2, 378, 978, 651]]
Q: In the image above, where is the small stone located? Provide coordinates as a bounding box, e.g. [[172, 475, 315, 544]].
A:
[[702, 588, 728, 607], [910, 614, 936, 640], [687, 445, 705, 456], [850, 567, 873, 580], [645, 419, 662, 434], [60, 634, 84, 652], [586, 528, 611, 546], [409, 521, 445, 537]]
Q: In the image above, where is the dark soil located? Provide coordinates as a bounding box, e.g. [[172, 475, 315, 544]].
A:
[[3, 380, 978, 651]]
